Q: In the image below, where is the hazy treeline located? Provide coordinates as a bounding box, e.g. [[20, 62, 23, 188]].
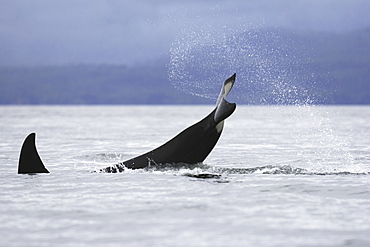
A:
[[1, 28, 369, 105]]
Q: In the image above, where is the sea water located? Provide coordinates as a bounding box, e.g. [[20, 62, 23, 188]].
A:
[[0, 105, 369, 247]]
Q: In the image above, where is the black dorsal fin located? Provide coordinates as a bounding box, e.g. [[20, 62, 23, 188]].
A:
[[18, 133, 49, 174]]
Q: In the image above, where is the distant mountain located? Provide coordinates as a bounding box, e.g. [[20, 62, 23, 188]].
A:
[[0, 28, 369, 105], [0, 63, 210, 104], [306, 28, 370, 104]]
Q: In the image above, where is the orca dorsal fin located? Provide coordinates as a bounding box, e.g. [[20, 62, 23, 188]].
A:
[[18, 133, 49, 174]]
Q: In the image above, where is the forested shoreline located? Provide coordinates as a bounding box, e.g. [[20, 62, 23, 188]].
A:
[[1, 28, 369, 105]]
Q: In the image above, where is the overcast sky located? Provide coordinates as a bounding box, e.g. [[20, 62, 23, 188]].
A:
[[1, 0, 369, 66]]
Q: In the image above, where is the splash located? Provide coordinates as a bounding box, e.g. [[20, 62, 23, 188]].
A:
[[168, 23, 362, 173], [290, 105, 365, 174], [168, 24, 319, 104]]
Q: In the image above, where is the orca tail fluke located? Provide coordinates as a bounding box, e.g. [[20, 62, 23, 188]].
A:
[[18, 133, 49, 174], [214, 73, 236, 123]]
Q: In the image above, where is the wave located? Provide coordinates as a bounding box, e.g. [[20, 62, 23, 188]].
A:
[[75, 153, 125, 162], [97, 162, 369, 178]]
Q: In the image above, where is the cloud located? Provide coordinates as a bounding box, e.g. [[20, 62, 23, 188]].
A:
[[0, 0, 369, 66]]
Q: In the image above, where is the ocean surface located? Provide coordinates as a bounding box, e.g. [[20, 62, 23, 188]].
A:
[[1, 105, 369, 247]]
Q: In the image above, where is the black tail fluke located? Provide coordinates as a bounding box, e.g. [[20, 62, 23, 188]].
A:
[[18, 133, 49, 174]]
